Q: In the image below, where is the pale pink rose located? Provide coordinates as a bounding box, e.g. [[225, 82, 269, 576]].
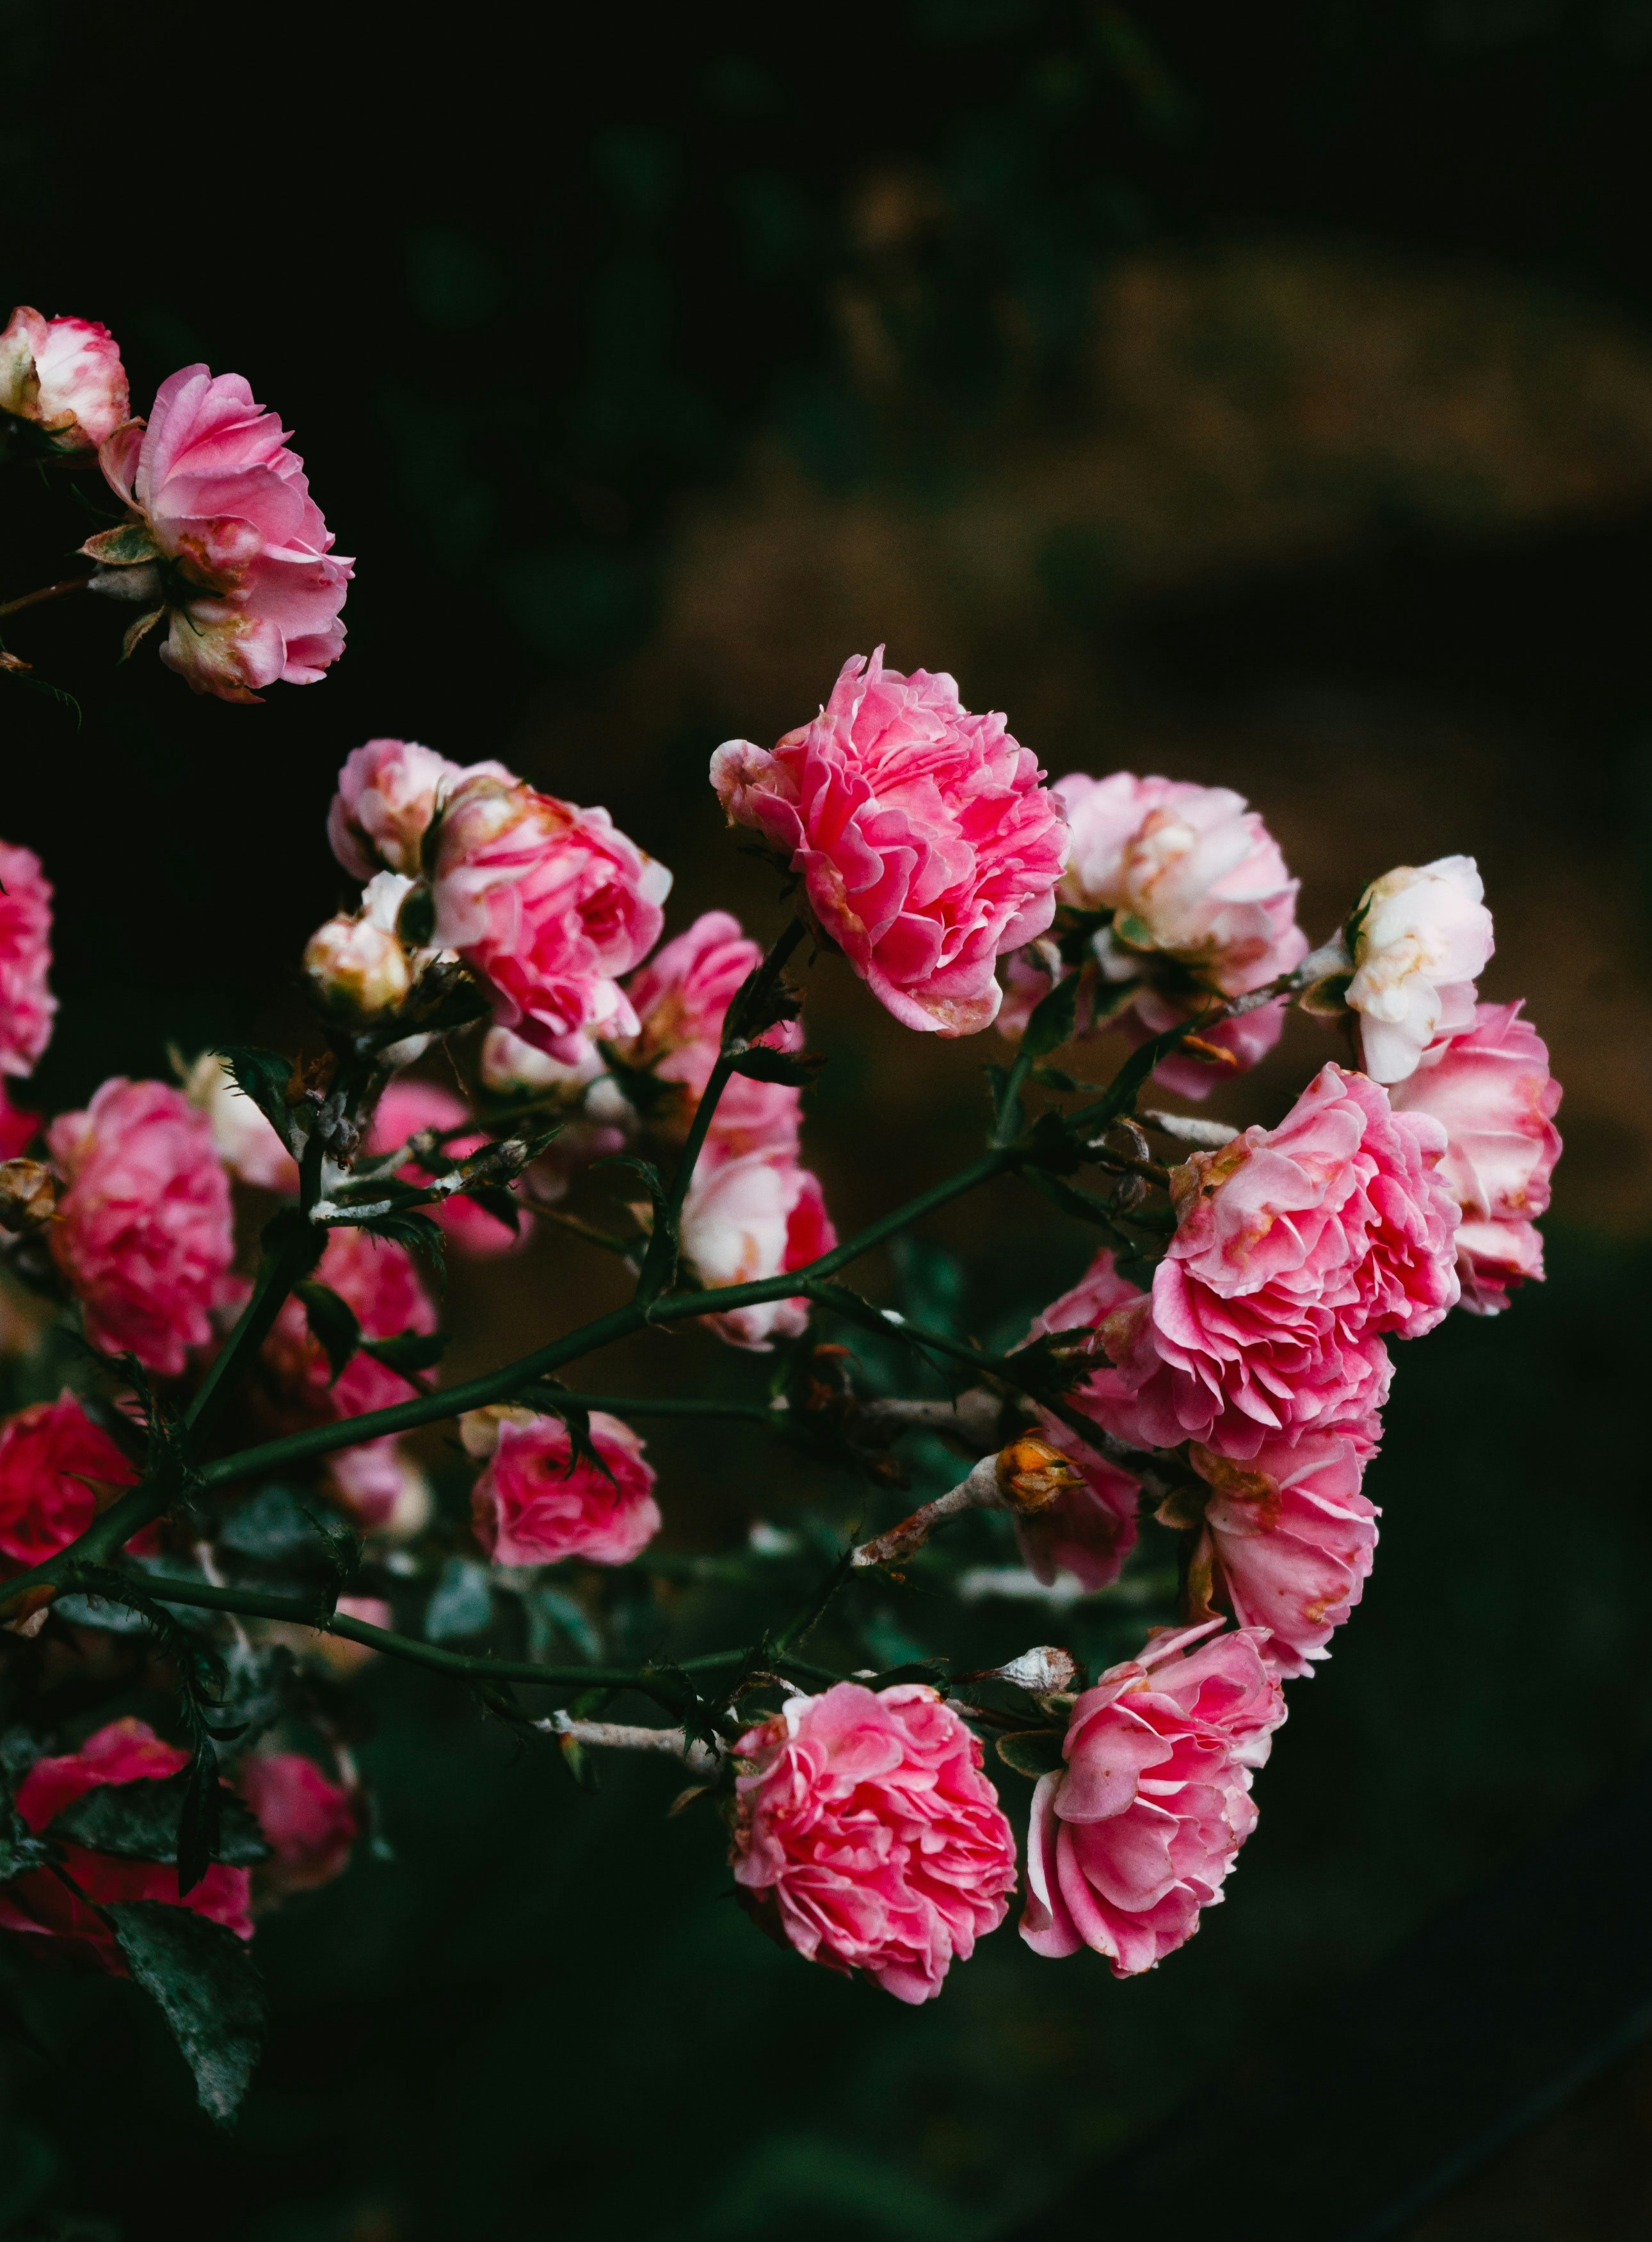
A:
[[47, 1078, 237, 1376], [0, 307, 129, 449], [431, 773, 672, 1062], [1191, 1427, 1379, 1679], [241, 1752, 358, 1898], [324, 1437, 431, 1537], [303, 899, 413, 1019], [1054, 772, 1306, 998], [732, 1681, 1018, 2003], [618, 909, 804, 1157], [1021, 1622, 1285, 1975], [1096, 1064, 1459, 1459], [0, 1391, 143, 1574], [370, 1080, 521, 1258], [1386, 1000, 1562, 1315], [711, 650, 1068, 1036], [1347, 856, 1495, 1084], [328, 737, 486, 881], [90, 365, 351, 703], [0, 840, 56, 1078], [180, 1053, 299, 1193], [678, 1149, 835, 1350], [463, 1405, 661, 1567], [0, 1719, 252, 1968]]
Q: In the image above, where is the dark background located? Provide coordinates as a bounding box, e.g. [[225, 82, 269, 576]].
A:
[[4, 3, 1652, 2236]]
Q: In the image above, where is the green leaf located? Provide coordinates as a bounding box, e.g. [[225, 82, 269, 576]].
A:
[[212, 1046, 298, 1155], [48, 1772, 269, 1868], [425, 1558, 493, 1642], [728, 1045, 824, 1085], [358, 1210, 447, 1292], [1025, 1165, 1132, 1237], [1022, 969, 1081, 1061], [360, 1329, 447, 1375], [0, 1808, 49, 1882], [106, 1902, 267, 2125], [995, 1729, 1068, 1779], [297, 1281, 361, 1386]]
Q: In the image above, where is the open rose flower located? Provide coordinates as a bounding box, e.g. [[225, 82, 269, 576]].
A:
[[1347, 856, 1495, 1084], [1095, 1064, 1459, 1459], [732, 1681, 1018, 2003], [48, 1078, 237, 1376], [1189, 1427, 1379, 1679], [432, 772, 671, 1062], [369, 1080, 522, 1258], [0, 1391, 146, 1576], [241, 1752, 358, 1900], [1021, 1622, 1285, 1976], [0, 307, 128, 449], [678, 1149, 835, 1350], [712, 650, 1067, 1036], [0, 1719, 253, 1967], [0, 839, 56, 1078], [1387, 1000, 1562, 1313], [462, 1405, 660, 1567], [86, 365, 352, 703], [618, 909, 803, 1158], [328, 737, 506, 882]]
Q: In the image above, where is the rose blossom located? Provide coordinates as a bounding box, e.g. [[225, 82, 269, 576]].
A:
[[678, 1149, 835, 1350], [327, 737, 502, 882], [462, 1405, 661, 1567], [241, 1752, 358, 1898], [303, 878, 415, 1020], [0, 1391, 143, 1574], [370, 1080, 521, 1258], [1096, 1063, 1459, 1459], [325, 1437, 432, 1538], [87, 364, 351, 703], [731, 1681, 1018, 2003], [712, 650, 1068, 1036], [618, 909, 803, 1158], [48, 1078, 237, 1376], [1346, 856, 1495, 1084], [180, 1053, 299, 1192], [1021, 1622, 1285, 1975], [1387, 1000, 1562, 1314], [0, 1087, 39, 1161], [1012, 1254, 1147, 1590], [432, 771, 671, 1062], [0, 307, 129, 449], [0, 1719, 253, 1967], [1190, 1427, 1379, 1679], [0, 838, 56, 1078]]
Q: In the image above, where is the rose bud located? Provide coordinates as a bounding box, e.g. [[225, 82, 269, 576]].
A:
[[0, 306, 129, 450]]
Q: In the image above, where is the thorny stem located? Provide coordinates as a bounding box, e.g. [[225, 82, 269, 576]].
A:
[[182, 1217, 323, 1440], [0, 574, 91, 619], [851, 1455, 1002, 1567], [538, 1715, 720, 1775]]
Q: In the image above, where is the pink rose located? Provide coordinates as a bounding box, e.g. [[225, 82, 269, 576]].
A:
[[0, 839, 56, 1078], [732, 1681, 1018, 2003], [463, 1405, 661, 1567], [711, 650, 1068, 1036], [0, 1719, 252, 1969], [618, 909, 803, 1158], [1021, 1622, 1285, 1976], [1116, 986, 1290, 1104], [48, 1078, 237, 1377], [1191, 1427, 1379, 1679], [0, 307, 129, 449], [89, 365, 351, 704], [1347, 856, 1495, 1084], [369, 1080, 521, 1258], [323, 1437, 431, 1538], [1386, 1000, 1562, 1315], [0, 1391, 143, 1574], [0, 1086, 39, 1160], [241, 1752, 358, 1898], [1012, 1420, 1141, 1592], [1097, 1064, 1459, 1458], [328, 737, 484, 881], [678, 1149, 835, 1350], [431, 773, 672, 1062]]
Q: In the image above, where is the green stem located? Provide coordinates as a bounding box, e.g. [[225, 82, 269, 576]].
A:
[[184, 1216, 323, 1441]]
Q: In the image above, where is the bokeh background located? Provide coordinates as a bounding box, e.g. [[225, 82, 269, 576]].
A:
[[4, 3, 1652, 2236]]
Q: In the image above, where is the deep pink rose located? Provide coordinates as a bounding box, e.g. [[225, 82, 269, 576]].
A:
[[464, 1406, 661, 1567], [90, 365, 351, 703], [329, 737, 480, 881], [711, 650, 1068, 1036], [0, 307, 129, 449], [0, 839, 56, 1078], [0, 1086, 38, 1159], [432, 773, 672, 1062], [619, 909, 803, 1158], [1387, 1000, 1561, 1314], [241, 1752, 358, 1898], [370, 1080, 521, 1258], [678, 1149, 835, 1350], [1191, 1427, 1379, 1679], [48, 1078, 237, 1377], [1021, 1622, 1285, 1976], [1097, 1064, 1459, 1458], [0, 1391, 143, 1574], [262, 1229, 437, 1478], [732, 1681, 1018, 2003], [0, 1719, 252, 1969]]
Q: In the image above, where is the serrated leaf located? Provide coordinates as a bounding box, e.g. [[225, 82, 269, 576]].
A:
[[212, 1046, 299, 1155], [1022, 970, 1081, 1061], [49, 1772, 269, 1868], [995, 1729, 1068, 1779], [358, 1210, 447, 1292], [460, 1180, 522, 1235], [728, 1045, 824, 1086], [297, 1281, 361, 1386], [107, 1902, 266, 2124]]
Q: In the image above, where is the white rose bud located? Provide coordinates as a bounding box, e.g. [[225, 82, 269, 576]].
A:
[[303, 911, 413, 1020]]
